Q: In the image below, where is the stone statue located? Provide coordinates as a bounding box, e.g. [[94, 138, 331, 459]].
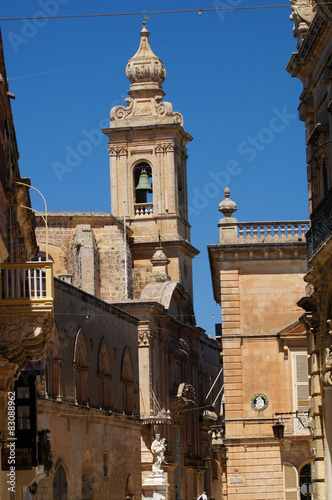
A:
[[151, 434, 167, 475], [323, 346, 332, 386], [289, 0, 316, 47]]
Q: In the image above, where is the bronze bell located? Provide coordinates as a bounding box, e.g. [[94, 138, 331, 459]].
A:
[[135, 169, 152, 192]]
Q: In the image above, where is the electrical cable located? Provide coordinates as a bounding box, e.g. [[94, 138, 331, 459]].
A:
[[1, 4, 331, 22]]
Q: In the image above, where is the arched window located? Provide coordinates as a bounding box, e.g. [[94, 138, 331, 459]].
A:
[[283, 462, 298, 499], [133, 162, 153, 215], [299, 462, 312, 500], [31, 251, 53, 262], [82, 450, 93, 500], [73, 329, 88, 405], [53, 462, 68, 500], [45, 328, 61, 400], [125, 474, 135, 499], [121, 347, 134, 413], [97, 338, 111, 409]]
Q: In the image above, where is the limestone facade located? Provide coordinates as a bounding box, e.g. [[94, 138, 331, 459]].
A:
[[287, 2, 332, 498], [31, 279, 142, 500], [33, 24, 223, 500], [208, 191, 312, 499], [0, 29, 55, 500]]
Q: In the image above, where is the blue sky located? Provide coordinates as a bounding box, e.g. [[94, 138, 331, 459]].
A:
[[1, 1, 308, 336]]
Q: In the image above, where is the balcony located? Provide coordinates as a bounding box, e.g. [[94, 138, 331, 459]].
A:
[[282, 412, 311, 437], [217, 218, 309, 246], [0, 261, 54, 365], [236, 220, 309, 244], [306, 187, 332, 260], [134, 203, 153, 216]]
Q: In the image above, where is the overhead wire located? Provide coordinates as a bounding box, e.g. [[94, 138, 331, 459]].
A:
[[1, 4, 331, 22]]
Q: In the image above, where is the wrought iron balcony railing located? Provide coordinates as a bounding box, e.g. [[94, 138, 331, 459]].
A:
[[306, 187, 332, 260], [282, 411, 311, 436], [0, 261, 54, 306]]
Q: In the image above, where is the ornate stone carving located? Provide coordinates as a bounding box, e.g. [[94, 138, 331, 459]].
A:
[[170, 337, 190, 356], [172, 382, 196, 405], [290, 0, 316, 47], [219, 188, 237, 218], [155, 145, 165, 154], [138, 322, 153, 346], [323, 346, 332, 386], [110, 98, 133, 121], [107, 146, 128, 157], [151, 434, 167, 476], [0, 315, 53, 365], [109, 24, 184, 127]]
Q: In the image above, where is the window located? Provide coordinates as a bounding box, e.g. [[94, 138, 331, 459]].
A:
[[46, 329, 61, 400], [103, 452, 108, 477], [293, 352, 309, 412], [98, 339, 111, 409], [283, 463, 298, 500], [121, 347, 134, 413], [53, 463, 68, 500], [73, 330, 88, 405], [133, 163, 153, 215], [299, 463, 312, 500], [17, 406, 30, 430]]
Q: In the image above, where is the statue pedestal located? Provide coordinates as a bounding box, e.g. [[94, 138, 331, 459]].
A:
[[142, 474, 169, 500]]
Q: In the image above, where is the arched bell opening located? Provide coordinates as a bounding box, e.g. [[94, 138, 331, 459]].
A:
[[133, 163, 153, 216]]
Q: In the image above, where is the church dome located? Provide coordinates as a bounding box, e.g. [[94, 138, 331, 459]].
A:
[[126, 23, 166, 87]]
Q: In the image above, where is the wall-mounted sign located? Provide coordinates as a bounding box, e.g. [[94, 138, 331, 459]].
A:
[[229, 477, 244, 485], [250, 393, 269, 412]]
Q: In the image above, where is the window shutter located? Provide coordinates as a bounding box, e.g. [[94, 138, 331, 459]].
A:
[[284, 463, 298, 500], [295, 354, 309, 411]]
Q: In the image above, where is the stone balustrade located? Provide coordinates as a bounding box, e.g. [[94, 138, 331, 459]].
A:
[[219, 220, 310, 244], [237, 221, 309, 243], [134, 203, 153, 216]]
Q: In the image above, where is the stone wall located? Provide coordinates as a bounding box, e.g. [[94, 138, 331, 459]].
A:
[[36, 401, 142, 500]]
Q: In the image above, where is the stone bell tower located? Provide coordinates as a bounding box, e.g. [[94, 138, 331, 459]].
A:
[[103, 23, 198, 300]]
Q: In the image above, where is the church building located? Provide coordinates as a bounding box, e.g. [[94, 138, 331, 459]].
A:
[[33, 24, 223, 500]]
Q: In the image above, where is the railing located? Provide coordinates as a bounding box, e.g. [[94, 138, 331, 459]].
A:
[[236, 220, 309, 243], [283, 412, 311, 436], [134, 203, 153, 216], [307, 187, 332, 259], [0, 262, 54, 304]]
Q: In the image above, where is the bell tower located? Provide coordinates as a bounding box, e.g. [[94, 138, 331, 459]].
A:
[[103, 24, 198, 300]]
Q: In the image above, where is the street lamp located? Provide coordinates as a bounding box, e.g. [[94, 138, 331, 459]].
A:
[[204, 455, 212, 468], [15, 181, 49, 261], [29, 482, 38, 495], [272, 420, 285, 440], [272, 410, 312, 439]]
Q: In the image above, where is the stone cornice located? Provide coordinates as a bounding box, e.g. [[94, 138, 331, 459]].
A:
[[36, 211, 134, 235], [102, 123, 193, 143], [37, 398, 142, 429], [286, 13, 325, 77], [130, 238, 200, 257], [111, 300, 204, 335], [54, 278, 140, 326]]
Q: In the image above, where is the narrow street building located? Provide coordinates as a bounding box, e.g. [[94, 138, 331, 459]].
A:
[[0, 29, 55, 499], [286, 1, 332, 498], [208, 190, 312, 499]]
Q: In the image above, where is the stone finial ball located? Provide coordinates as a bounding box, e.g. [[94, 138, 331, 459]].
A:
[[218, 187, 237, 217]]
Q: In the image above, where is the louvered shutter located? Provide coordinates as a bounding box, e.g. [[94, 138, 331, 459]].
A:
[[295, 353, 309, 411], [284, 463, 299, 500]]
